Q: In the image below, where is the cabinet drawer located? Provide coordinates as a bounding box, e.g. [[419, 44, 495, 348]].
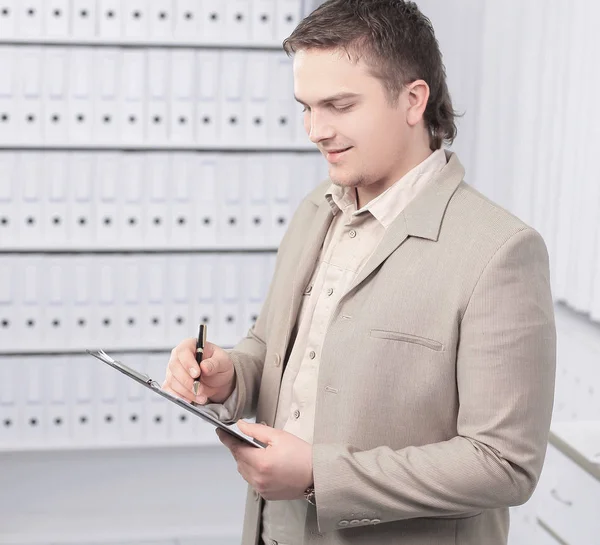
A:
[[537, 444, 600, 545]]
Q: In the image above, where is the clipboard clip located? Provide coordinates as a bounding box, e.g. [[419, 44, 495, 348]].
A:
[[87, 349, 162, 389]]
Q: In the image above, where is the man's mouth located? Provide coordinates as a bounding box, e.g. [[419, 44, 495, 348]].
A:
[[324, 147, 353, 161]]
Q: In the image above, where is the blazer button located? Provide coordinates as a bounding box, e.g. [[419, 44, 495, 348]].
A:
[[360, 519, 370, 524], [338, 520, 349, 527], [350, 519, 360, 525], [371, 519, 381, 525], [273, 353, 281, 367]]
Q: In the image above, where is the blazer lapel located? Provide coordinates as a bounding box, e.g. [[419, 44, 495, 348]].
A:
[[344, 151, 466, 298]]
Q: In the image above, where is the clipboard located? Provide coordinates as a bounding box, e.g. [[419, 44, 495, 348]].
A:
[[86, 349, 266, 449]]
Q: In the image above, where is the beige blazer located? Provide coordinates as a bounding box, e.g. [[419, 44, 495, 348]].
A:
[[226, 150, 556, 545]]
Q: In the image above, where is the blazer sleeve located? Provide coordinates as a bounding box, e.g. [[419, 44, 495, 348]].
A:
[[312, 227, 557, 533]]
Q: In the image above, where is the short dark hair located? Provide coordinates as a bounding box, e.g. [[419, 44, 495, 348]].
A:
[[283, 0, 458, 151]]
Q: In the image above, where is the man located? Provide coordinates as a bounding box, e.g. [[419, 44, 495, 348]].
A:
[[163, 1, 556, 544]]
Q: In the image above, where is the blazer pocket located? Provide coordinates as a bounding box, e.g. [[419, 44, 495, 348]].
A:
[[369, 329, 444, 351]]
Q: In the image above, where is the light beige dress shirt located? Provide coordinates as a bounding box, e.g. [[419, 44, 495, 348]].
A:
[[260, 148, 448, 545]]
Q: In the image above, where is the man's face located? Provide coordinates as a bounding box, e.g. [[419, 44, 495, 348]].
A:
[[293, 48, 412, 192]]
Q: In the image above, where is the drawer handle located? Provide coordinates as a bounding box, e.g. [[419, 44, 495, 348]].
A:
[[551, 488, 573, 507]]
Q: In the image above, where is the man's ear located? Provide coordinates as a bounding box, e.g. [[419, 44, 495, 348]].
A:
[[405, 80, 430, 127]]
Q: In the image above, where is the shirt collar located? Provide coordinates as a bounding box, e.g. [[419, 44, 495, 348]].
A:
[[325, 148, 448, 227]]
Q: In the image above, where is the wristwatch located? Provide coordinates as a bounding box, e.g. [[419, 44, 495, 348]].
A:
[[304, 485, 316, 506]]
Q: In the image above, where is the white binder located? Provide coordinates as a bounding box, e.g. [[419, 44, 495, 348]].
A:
[[43, 258, 69, 351], [22, 356, 46, 444], [42, 47, 69, 144], [173, 0, 200, 41], [16, 0, 43, 38], [145, 153, 170, 248], [143, 256, 168, 348], [68, 153, 95, 249], [44, 355, 70, 443], [145, 353, 170, 442], [0, 47, 16, 145], [245, 52, 269, 145], [200, 0, 225, 43], [193, 255, 218, 346], [43, 152, 69, 249], [44, 0, 70, 37], [218, 254, 242, 347], [17, 47, 43, 144], [146, 49, 169, 144], [224, 0, 251, 43], [0, 260, 15, 351], [243, 254, 268, 335], [245, 156, 269, 247], [219, 51, 245, 144], [268, 53, 295, 146], [70, 0, 97, 39], [95, 152, 121, 248], [94, 256, 119, 348], [270, 154, 294, 245], [97, 0, 122, 39], [169, 152, 194, 248], [196, 154, 218, 246], [0, 152, 17, 247], [0, 356, 19, 445], [275, 0, 302, 43], [120, 49, 146, 144], [0, 0, 17, 38], [94, 347, 122, 442], [149, 0, 174, 40], [169, 49, 195, 143], [121, 352, 146, 443], [93, 48, 120, 144], [122, 0, 147, 39], [250, 0, 276, 45], [195, 51, 220, 145], [67, 48, 94, 144], [166, 255, 192, 348], [218, 155, 244, 248], [69, 354, 96, 444], [120, 152, 145, 248], [70, 256, 95, 349], [119, 255, 144, 349], [17, 151, 43, 249]]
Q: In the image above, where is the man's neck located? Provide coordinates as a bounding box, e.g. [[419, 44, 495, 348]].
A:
[[355, 147, 434, 209]]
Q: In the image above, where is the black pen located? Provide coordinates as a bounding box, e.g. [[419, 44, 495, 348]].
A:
[[193, 323, 207, 397]]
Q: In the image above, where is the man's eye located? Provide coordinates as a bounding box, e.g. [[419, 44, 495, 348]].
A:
[[333, 104, 353, 112]]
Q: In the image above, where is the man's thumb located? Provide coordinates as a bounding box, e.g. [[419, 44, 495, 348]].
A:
[[201, 358, 216, 375], [237, 420, 275, 445]]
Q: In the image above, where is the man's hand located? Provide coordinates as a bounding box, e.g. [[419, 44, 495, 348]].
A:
[[217, 420, 313, 501]]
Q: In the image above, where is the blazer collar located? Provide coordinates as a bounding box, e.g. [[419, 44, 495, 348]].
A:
[[303, 150, 465, 299]]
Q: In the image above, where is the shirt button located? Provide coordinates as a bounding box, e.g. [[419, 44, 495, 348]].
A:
[[349, 229, 357, 238], [272, 353, 281, 367], [304, 285, 313, 294], [326, 287, 334, 296], [309, 350, 316, 359], [293, 409, 300, 420], [271, 541, 278, 545]]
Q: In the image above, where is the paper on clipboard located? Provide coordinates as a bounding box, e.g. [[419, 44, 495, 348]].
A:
[[86, 349, 266, 448]]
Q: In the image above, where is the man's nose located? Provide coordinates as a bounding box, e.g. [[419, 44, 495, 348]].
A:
[[307, 111, 335, 143]]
